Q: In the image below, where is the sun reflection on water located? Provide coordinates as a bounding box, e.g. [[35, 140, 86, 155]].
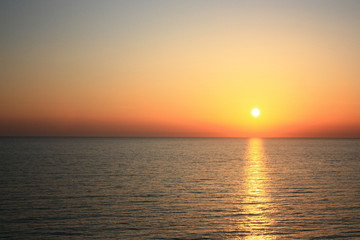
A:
[[241, 138, 274, 239]]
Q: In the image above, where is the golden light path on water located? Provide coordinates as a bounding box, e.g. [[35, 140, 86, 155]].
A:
[[241, 138, 275, 239]]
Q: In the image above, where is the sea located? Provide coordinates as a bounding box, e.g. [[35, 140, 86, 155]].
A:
[[0, 137, 359, 239]]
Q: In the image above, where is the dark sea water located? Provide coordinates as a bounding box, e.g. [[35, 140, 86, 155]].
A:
[[1, 138, 360, 239]]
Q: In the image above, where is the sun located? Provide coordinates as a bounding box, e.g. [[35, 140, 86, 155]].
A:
[[251, 108, 260, 118]]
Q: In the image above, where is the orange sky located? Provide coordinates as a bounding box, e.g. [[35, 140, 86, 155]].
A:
[[1, 1, 360, 137]]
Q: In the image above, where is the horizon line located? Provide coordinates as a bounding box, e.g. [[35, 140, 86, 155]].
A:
[[1, 136, 359, 139]]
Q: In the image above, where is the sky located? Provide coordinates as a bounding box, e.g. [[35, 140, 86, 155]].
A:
[[1, 0, 360, 137]]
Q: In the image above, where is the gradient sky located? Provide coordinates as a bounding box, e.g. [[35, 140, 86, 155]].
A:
[[1, 0, 360, 137]]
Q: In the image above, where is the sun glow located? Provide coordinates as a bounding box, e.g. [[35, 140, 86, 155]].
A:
[[251, 108, 260, 118]]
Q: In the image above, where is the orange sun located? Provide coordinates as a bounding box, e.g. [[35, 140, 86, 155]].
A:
[[251, 108, 260, 118]]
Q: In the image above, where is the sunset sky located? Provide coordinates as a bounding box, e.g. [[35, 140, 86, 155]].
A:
[[1, 0, 360, 137]]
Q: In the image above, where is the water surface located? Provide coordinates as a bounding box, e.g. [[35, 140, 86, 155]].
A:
[[1, 138, 360, 239]]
